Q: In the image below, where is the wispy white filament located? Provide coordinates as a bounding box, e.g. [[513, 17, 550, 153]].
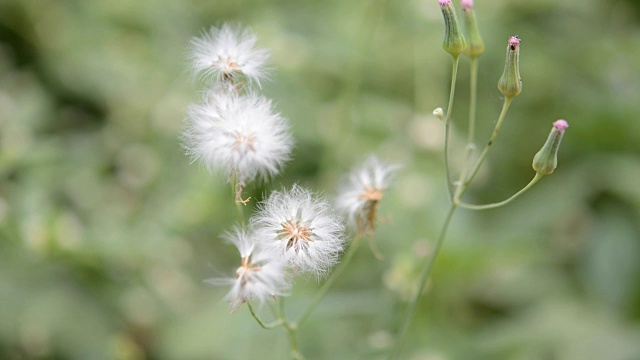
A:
[[336, 155, 399, 231], [252, 185, 345, 276], [182, 91, 293, 184], [189, 24, 270, 86], [205, 228, 290, 312]]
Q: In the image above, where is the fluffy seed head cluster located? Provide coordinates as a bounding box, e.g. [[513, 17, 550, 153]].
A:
[[336, 156, 399, 235], [206, 228, 290, 312], [189, 24, 269, 86], [252, 185, 345, 276], [183, 91, 293, 184]]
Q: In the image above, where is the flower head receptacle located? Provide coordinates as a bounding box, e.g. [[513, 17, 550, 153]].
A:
[[461, 0, 484, 58], [439, 0, 467, 57], [498, 35, 522, 98], [532, 120, 569, 176]]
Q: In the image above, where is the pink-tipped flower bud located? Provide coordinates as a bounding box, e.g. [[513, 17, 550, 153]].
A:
[[532, 120, 569, 175], [461, 0, 484, 58], [498, 36, 522, 98], [439, 0, 467, 57]]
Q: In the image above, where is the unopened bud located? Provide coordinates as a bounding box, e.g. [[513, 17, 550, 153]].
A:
[[439, 0, 467, 57], [498, 36, 522, 98], [433, 107, 444, 121], [461, 0, 484, 58], [532, 120, 569, 175]]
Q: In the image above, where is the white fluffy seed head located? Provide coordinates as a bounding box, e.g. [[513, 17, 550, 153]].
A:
[[336, 155, 399, 233], [189, 24, 270, 86], [205, 228, 290, 312], [182, 90, 293, 184], [251, 185, 345, 276]]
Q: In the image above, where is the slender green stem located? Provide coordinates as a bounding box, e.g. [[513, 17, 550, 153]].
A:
[[388, 204, 458, 359], [458, 173, 543, 210], [444, 56, 460, 200], [453, 57, 480, 200], [278, 299, 305, 360], [455, 97, 513, 200], [283, 324, 304, 360], [295, 235, 362, 326], [247, 302, 284, 329], [467, 57, 479, 146]]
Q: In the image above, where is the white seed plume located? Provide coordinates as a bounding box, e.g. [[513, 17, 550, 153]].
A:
[[205, 228, 290, 312], [252, 185, 345, 276], [183, 91, 293, 184], [189, 24, 270, 86], [336, 155, 399, 234]]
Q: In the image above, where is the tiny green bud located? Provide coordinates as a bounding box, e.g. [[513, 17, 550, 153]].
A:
[[498, 36, 522, 98], [433, 107, 444, 121], [439, 0, 467, 57], [532, 120, 569, 175], [461, 0, 484, 58]]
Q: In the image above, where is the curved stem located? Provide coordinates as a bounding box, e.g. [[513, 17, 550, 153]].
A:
[[444, 56, 461, 200], [458, 173, 543, 210], [455, 97, 513, 200], [388, 204, 458, 359], [247, 302, 284, 329], [295, 235, 362, 326]]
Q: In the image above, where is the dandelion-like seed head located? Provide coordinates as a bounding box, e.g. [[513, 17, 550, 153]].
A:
[[252, 185, 345, 276], [189, 24, 270, 86], [336, 156, 399, 235], [182, 91, 293, 185], [206, 228, 289, 312]]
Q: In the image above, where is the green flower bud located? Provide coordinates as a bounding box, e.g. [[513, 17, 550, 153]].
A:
[[498, 36, 522, 98], [532, 120, 569, 175], [439, 0, 466, 57], [461, 0, 484, 58]]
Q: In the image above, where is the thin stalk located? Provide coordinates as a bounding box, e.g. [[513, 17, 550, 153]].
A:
[[231, 175, 245, 221], [444, 56, 460, 200], [279, 299, 305, 360], [388, 204, 457, 359], [456, 97, 513, 200], [295, 235, 362, 326], [453, 57, 480, 198], [247, 302, 284, 329], [467, 57, 479, 146], [458, 173, 543, 210]]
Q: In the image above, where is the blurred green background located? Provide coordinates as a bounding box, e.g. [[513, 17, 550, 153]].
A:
[[1, 0, 640, 359]]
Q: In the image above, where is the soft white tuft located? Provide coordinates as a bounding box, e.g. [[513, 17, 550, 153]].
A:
[[252, 185, 345, 276], [205, 228, 290, 312], [336, 155, 399, 231], [189, 24, 270, 86], [182, 90, 293, 184]]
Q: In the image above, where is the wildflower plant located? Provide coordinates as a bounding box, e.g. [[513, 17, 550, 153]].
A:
[[183, 1, 568, 356]]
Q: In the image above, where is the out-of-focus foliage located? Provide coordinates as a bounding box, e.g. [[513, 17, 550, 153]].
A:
[[1, 0, 640, 359]]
